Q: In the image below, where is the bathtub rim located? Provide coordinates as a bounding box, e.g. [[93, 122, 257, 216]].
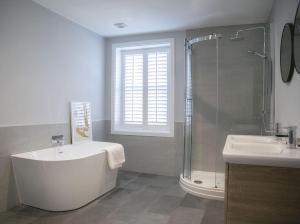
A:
[[10, 141, 119, 162]]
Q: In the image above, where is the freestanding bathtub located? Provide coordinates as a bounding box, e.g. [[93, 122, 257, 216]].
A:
[[11, 141, 121, 211]]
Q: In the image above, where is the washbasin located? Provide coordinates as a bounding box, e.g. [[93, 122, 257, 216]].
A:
[[223, 135, 300, 168], [230, 142, 283, 155], [229, 135, 276, 144]]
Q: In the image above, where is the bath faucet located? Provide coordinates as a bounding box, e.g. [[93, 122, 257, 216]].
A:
[[51, 135, 65, 146]]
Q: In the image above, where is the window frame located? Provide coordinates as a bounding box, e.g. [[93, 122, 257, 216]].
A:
[[111, 39, 175, 137]]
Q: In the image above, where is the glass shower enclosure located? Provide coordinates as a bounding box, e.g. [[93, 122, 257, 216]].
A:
[[180, 26, 268, 200]]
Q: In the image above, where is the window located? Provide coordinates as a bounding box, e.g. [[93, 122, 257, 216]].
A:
[[111, 39, 174, 137]]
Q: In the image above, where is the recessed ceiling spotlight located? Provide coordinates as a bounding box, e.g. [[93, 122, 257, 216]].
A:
[[114, 22, 127, 29]]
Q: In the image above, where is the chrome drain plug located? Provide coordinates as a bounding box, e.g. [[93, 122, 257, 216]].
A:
[[194, 180, 203, 184]]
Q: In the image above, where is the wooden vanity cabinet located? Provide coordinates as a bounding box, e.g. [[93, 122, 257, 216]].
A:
[[225, 163, 300, 224]]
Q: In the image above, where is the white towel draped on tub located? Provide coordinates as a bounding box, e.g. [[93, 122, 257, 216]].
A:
[[105, 143, 125, 169]]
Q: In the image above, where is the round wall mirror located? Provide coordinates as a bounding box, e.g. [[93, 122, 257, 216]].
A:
[[280, 23, 294, 83], [294, 2, 300, 73]]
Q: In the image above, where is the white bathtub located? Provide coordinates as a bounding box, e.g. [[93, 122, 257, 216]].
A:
[[11, 141, 120, 211]]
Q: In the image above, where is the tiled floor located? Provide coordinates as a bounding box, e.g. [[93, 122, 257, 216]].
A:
[[0, 171, 224, 224]]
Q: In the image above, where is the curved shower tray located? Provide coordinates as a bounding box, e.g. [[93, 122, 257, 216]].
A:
[[179, 171, 224, 201]]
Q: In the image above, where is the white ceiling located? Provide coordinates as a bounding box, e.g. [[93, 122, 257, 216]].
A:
[[32, 0, 274, 37]]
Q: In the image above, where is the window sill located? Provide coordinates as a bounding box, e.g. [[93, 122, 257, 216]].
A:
[[111, 129, 174, 138]]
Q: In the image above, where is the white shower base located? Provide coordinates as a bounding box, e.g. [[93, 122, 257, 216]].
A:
[[179, 170, 225, 201]]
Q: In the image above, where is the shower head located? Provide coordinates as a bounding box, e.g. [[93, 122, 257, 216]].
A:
[[230, 33, 244, 41], [247, 50, 267, 59]]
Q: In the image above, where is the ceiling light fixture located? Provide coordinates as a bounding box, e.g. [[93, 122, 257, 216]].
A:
[[114, 23, 127, 29]]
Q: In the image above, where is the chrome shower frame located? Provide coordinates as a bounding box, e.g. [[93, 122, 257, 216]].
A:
[[187, 33, 223, 46]]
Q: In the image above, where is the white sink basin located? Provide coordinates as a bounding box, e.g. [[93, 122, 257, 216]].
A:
[[229, 135, 276, 144], [230, 142, 283, 155], [223, 135, 300, 168]]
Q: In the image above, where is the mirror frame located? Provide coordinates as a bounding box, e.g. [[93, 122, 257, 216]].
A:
[[280, 23, 294, 83], [293, 2, 300, 73]]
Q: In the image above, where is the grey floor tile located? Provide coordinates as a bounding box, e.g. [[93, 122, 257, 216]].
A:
[[150, 176, 179, 188], [117, 186, 161, 215], [162, 185, 186, 198], [29, 211, 76, 224], [138, 173, 158, 179], [0, 172, 224, 224], [118, 170, 140, 179], [0, 206, 48, 224], [130, 175, 156, 186], [117, 171, 140, 187], [0, 214, 35, 224], [201, 209, 225, 224], [133, 212, 170, 224], [98, 188, 135, 208], [145, 185, 164, 191], [180, 194, 210, 210], [121, 181, 147, 191], [167, 207, 205, 224], [148, 195, 182, 215], [120, 174, 156, 191], [13, 206, 47, 217], [207, 200, 224, 211], [66, 204, 113, 224], [106, 208, 138, 224], [201, 200, 225, 224]]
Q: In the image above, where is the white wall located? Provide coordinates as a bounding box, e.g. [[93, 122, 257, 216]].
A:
[[0, 0, 106, 211], [0, 0, 106, 127], [105, 31, 186, 122], [270, 0, 300, 135]]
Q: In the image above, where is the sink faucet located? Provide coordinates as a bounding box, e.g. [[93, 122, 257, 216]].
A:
[[274, 123, 297, 149], [284, 126, 297, 149]]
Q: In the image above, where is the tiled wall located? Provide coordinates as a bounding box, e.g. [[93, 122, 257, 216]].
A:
[[0, 121, 105, 212], [0, 120, 181, 212], [106, 121, 184, 177]]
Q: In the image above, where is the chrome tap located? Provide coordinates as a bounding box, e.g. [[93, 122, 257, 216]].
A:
[[283, 126, 297, 149], [51, 135, 65, 147], [274, 123, 297, 149]]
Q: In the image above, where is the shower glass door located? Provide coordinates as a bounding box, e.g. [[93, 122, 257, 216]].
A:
[[191, 36, 220, 189], [183, 34, 222, 191], [183, 41, 192, 179]]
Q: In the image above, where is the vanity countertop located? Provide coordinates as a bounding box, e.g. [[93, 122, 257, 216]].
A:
[[223, 135, 300, 168]]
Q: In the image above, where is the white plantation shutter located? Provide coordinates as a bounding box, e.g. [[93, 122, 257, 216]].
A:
[[123, 53, 143, 125], [113, 39, 174, 137], [147, 51, 168, 125]]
